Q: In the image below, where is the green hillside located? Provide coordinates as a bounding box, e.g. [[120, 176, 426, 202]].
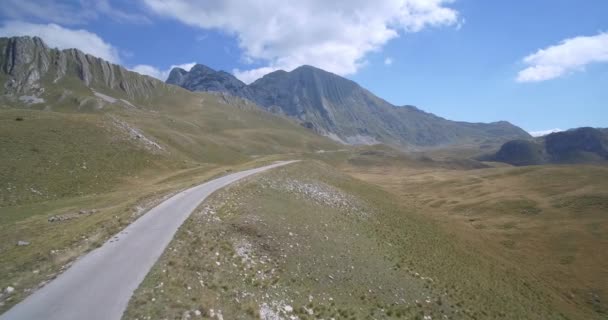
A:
[[0, 36, 338, 206], [0, 36, 338, 313]]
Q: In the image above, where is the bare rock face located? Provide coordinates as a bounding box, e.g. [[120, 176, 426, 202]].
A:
[[0, 36, 166, 100], [2, 36, 50, 94]]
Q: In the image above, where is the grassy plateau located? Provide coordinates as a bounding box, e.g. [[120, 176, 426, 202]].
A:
[[0, 63, 605, 319]]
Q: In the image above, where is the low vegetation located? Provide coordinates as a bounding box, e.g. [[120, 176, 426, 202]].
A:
[[123, 161, 575, 319], [0, 44, 338, 312], [343, 159, 608, 319]]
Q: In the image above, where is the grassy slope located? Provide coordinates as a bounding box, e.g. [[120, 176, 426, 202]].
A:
[[0, 109, 161, 206], [124, 161, 569, 320], [1, 73, 338, 205], [0, 156, 301, 312], [0, 73, 339, 311], [342, 161, 608, 319]]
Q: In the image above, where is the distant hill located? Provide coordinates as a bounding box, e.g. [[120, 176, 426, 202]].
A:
[[486, 127, 608, 166], [492, 139, 547, 166], [167, 64, 531, 148]]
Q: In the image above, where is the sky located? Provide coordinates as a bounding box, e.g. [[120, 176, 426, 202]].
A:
[[0, 0, 606, 135]]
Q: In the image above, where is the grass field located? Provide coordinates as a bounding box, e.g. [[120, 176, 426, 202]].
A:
[[1, 81, 606, 319], [0, 156, 295, 313], [341, 159, 608, 319], [123, 160, 577, 319], [0, 82, 338, 312], [2, 117, 606, 319]]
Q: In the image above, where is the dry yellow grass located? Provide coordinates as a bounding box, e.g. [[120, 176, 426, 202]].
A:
[[342, 162, 608, 319]]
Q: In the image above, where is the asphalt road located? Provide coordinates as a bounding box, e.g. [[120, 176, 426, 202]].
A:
[[0, 161, 297, 320]]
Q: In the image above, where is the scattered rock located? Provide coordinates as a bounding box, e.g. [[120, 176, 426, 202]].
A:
[[5, 287, 15, 294], [17, 240, 30, 246], [109, 115, 164, 152], [48, 209, 98, 222], [259, 177, 371, 217]]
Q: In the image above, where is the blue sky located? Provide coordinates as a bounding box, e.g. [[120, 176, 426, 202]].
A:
[[0, 0, 606, 135]]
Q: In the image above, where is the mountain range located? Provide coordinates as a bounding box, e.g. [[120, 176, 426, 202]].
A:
[[167, 64, 531, 148]]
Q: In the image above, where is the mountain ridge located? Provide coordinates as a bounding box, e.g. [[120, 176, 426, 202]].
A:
[[1, 36, 167, 102], [167, 63, 531, 148]]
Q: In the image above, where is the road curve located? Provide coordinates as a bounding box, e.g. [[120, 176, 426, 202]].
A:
[[1, 161, 297, 320]]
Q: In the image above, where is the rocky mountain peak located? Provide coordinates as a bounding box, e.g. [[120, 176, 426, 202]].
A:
[[166, 67, 188, 85], [189, 63, 216, 74], [165, 63, 252, 100]]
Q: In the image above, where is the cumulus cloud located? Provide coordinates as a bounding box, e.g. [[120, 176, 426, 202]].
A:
[[131, 62, 197, 80], [143, 0, 459, 83], [384, 57, 394, 65], [1, 0, 150, 25], [517, 32, 608, 83], [529, 128, 563, 137], [0, 21, 121, 63]]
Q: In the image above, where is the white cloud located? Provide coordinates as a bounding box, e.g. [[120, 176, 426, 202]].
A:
[[232, 66, 280, 84], [517, 32, 608, 83], [384, 57, 394, 65], [131, 62, 197, 80], [143, 0, 459, 83], [529, 128, 563, 137], [0, 0, 150, 25], [0, 21, 121, 63]]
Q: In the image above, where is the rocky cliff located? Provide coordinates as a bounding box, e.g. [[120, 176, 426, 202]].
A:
[[1, 36, 166, 101]]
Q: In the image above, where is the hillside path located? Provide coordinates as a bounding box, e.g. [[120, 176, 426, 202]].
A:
[[0, 161, 297, 320]]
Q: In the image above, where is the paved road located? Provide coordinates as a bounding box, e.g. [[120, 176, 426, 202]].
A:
[[1, 161, 297, 320]]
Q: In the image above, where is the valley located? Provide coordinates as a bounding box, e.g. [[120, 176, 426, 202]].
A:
[[0, 35, 606, 320]]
